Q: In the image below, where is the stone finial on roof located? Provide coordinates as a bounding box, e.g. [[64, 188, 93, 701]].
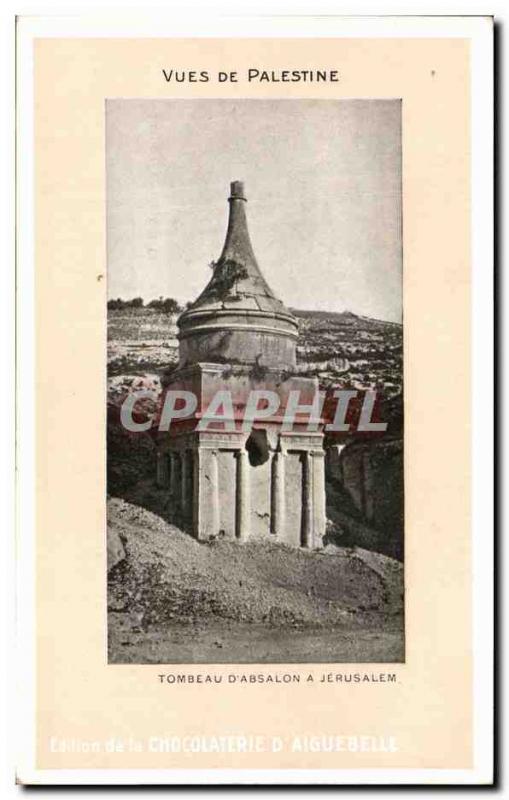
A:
[[185, 182, 292, 314]]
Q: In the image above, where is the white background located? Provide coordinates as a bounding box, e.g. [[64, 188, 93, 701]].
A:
[[2, 1, 500, 796]]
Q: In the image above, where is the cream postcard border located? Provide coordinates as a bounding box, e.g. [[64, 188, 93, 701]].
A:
[[16, 14, 493, 785]]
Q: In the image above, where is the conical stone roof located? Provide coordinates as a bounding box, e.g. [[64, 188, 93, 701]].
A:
[[177, 182, 298, 369]]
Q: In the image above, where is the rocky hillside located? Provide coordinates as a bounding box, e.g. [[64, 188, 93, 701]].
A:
[[107, 306, 402, 397], [292, 309, 402, 398]]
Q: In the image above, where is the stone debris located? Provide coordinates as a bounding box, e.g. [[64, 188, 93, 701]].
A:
[[107, 526, 126, 573], [107, 497, 403, 631]]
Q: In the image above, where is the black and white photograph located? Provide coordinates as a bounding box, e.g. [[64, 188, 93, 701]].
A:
[[106, 99, 404, 664]]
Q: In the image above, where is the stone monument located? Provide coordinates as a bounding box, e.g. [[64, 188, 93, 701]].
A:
[[156, 181, 326, 547]]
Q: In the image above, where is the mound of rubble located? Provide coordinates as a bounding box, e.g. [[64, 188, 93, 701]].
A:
[[108, 497, 403, 632]]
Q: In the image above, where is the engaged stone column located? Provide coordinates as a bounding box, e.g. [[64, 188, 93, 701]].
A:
[[168, 452, 175, 495], [156, 451, 169, 487], [235, 449, 250, 542], [169, 452, 182, 513], [301, 451, 314, 549], [312, 450, 326, 545], [271, 450, 286, 537], [192, 448, 219, 540], [192, 450, 200, 536], [209, 450, 220, 535], [180, 450, 191, 516], [181, 450, 192, 520]]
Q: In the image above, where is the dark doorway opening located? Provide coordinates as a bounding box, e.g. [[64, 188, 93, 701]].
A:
[[245, 429, 270, 467]]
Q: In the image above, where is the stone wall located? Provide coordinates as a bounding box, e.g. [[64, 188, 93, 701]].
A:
[[325, 438, 404, 560]]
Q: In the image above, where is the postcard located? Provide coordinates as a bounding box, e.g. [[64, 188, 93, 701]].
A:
[[16, 13, 494, 784]]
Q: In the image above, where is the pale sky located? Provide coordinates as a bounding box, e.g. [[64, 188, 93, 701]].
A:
[[106, 99, 402, 322]]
